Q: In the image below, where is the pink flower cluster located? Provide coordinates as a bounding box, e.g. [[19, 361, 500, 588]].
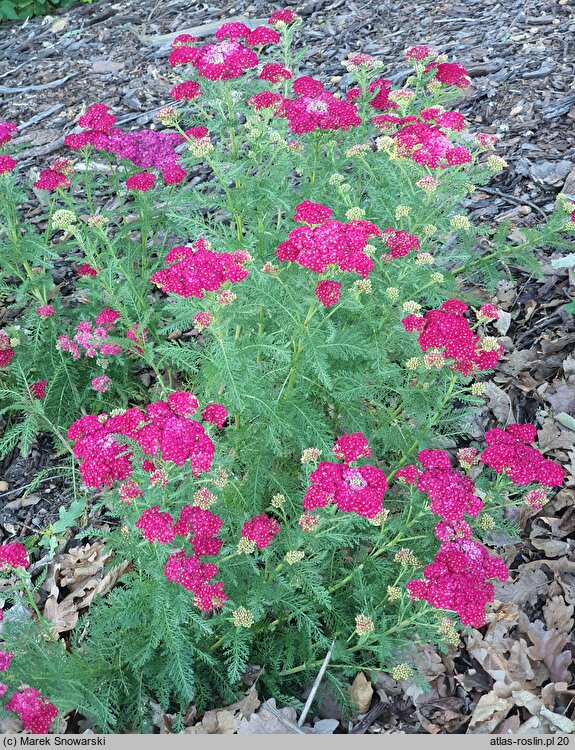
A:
[[406, 539, 508, 627], [0, 121, 17, 146], [67, 392, 220, 488], [6, 688, 58, 734], [30, 380, 48, 400], [65, 104, 186, 186], [150, 239, 250, 299], [402, 300, 504, 376], [0, 155, 16, 174], [480, 424, 565, 487], [241, 513, 280, 549], [346, 78, 398, 112], [303, 433, 387, 519], [0, 331, 15, 368], [277, 202, 380, 278], [165, 551, 227, 611], [425, 61, 471, 89], [0, 542, 29, 569], [281, 76, 362, 134], [315, 280, 342, 308], [57, 309, 123, 360], [37, 305, 56, 318], [380, 228, 420, 260], [396, 449, 483, 530], [374, 109, 471, 169], [170, 37, 258, 80], [201, 403, 229, 428]]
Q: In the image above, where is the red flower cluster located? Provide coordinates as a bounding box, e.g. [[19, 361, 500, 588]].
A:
[[174, 506, 223, 556], [282, 77, 362, 134], [30, 380, 48, 400], [0, 331, 15, 368], [64, 103, 117, 151], [277, 202, 380, 278], [268, 9, 300, 25], [346, 78, 398, 112], [396, 449, 483, 528], [405, 45, 438, 62], [241, 513, 280, 549], [150, 238, 250, 299], [402, 300, 504, 376], [126, 172, 156, 192], [136, 506, 176, 543], [315, 280, 342, 307], [0, 121, 17, 146], [406, 539, 508, 627], [34, 168, 70, 191], [164, 551, 226, 611], [0, 155, 16, 174], [480, 424, 565, 487], [260, 62, 293, 83], [201, 403, 229, 428], [0, 542, 29, 569], [57, 310, 123, 360], [67, 392, 219, 488], [77, 264, 98, 277], [170, 80, 202, 101], [37, 305, 56, 318], [6, 689, 58, 734], [174, 39, 259, 80], [380, 228, 420, 260], [425, 61, 471, 89], [303, 433, 387, 519]]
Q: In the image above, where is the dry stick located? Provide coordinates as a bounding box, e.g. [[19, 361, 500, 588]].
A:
[[478, 186, 547, 221], [265, 704, 306, 734], [297, 639, 335, 728], [0, 72, 78, 95]]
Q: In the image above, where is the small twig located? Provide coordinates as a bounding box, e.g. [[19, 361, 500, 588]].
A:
[[297, 640, 335, 727], [478, 186, 547, 221], [263, 704, 305, 734], [18, 104, 66, 132], [0, 475, 62, 498], [0, 72, 78, 95]]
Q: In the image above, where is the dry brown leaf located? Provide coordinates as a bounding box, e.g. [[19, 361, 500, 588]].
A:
[[185, 710, 237, 734], [543, 595, 574, 635], [506, 639, 535, 686], [350, 672, 373, 714], [494, 565, 549, 607], [224, 686, 261, 720], [483, 380, 513, 423], [523, 618, 572, 684], [468, 692, 514, 733], [237, 699, 298, 734]]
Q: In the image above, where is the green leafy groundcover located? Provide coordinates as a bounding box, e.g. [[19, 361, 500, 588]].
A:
[[0, 0, 90, 22], [0, 12, 573, 733]]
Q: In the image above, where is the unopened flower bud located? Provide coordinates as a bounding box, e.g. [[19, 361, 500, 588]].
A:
[[345, 206, 366, 221], [450, 214, 471, 231], [415, 252, 434, 266], [51, 209, 77, 231], [285, 550, 305, 565], [354, 614, 375, 636], [391, 663, 413, 680], [237, 537, 257, 554], [271, 493, 285, 508], [232, 607, 254, 628], [394, 205, 411, 220], [471, 382, 486, 396]]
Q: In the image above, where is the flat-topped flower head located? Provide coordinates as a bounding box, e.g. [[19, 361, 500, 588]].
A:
[[480, 424, 564, 487], [0, 155, 16, 174], [136, 506, 175, 543], [315, 280, 341, 307], [6, 689, 58, 734], [0, 542, 29, 569], [268, 9, 300, 25], [242, 514, 280, 549], [0, 121, 18, 146], [332, 433, 372, 463], [294, 201, 332, 225], [407, 539, 508, 627]]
